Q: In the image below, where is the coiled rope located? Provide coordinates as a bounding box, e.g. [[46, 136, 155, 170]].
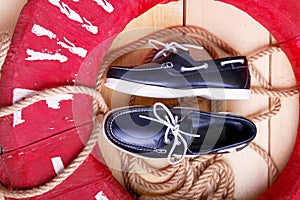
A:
[[0, 33, 109, 198], [0, 32, 10, 76], [0, 25, 298, 199], [97, 26, 298, 199]]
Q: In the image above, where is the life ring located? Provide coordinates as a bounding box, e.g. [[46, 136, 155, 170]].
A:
[[0, 0, 299, 199]]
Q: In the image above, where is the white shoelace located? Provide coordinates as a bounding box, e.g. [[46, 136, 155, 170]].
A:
[[148, 39, 245, 72], [139, 102, 200, 165], [148, 39, 208, 72], [148, 39, 204, 62]]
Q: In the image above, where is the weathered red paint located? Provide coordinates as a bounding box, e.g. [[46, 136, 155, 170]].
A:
[[0, 0, 299, 199], [0, 0, 174, 199]]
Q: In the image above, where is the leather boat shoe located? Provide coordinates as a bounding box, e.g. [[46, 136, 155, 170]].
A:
[[105, 41, 251, 100], [103, 102, 257, 164]]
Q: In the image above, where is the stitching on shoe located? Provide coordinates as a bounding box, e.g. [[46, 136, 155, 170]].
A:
[[173, 66, 248, 76], [106, 107, 255, 154], [107, 107, 158, 152], [106, 107, 199, 151], [110, 65, 248, 75], [110, 63, 173, 71]]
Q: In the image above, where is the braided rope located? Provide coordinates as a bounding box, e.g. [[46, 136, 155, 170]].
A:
[[133, 158, 180, 179], [0, 32, 11, 74], [0, 86, 109, 198], [100, 26, 298, 199], [139, 160, 195, 200], [167, 26, 241, 56], [248, 97, 282, 123], [252, 87, 299, 98], [95, 25, 234, 91], [128, 162, 187, 196], [0, 34, 110, 198], [0, 86, 108, 118], [143, 36, 219, 63], [247, 46, 281, 90], [249, 63, 272, 89], [122, 156, 186, 195], [0, 24, 298, 199], [248, 143, 279, 182], [247, 46, 281, 63]]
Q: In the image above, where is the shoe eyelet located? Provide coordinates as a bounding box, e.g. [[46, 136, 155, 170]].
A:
[[154, 149, 167, 154]]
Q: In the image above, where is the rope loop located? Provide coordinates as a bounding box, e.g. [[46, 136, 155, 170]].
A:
[[100, 25, 298, 199], [0, 32, 11, 75], [0, 25, 298, 199], [0, 85, 109, 198]]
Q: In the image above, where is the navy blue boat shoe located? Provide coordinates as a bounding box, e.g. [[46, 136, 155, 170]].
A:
[[104, 41, 251, 100], [103, 102, 257, 164]]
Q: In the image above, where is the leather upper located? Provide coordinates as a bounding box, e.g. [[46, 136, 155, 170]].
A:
[[104, 106, 257, 158], [106, 52, 250, 90]]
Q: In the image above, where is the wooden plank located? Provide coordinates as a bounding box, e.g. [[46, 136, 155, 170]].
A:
[[185, 0, 271, 199], [108, 2, 184, 52], [270, 38, 299, 173], [99, 1, 184, 185], [0, 0, 27, 74], [101, 1, 185, 109], [0, 0, 27, 35], [2, 1, 298, 199]]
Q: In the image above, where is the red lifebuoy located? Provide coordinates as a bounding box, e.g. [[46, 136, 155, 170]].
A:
[[0, 0, 299, 199]]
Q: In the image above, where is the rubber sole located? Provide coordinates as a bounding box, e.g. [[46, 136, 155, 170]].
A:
[[104, 78, 251, 100]]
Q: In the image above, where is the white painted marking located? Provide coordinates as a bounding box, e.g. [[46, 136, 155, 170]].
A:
[[48, 0, 98, 34], [95, 191, 109, 200], [13, 89, 36, 127], [57, 37, 87, 58], [31, 24, 87, 58], [25, 49, 68, 63], [82, 17, 98, 34], [12, 89, 73, 127], [31, 24, 57, 39], [13, 111, 25, 127], [93, 0, 114, 13], [72, 0, 80, 2], [45, 94, 73, 109], [51, 157, 64, 175], [49, 0, 83, 23]]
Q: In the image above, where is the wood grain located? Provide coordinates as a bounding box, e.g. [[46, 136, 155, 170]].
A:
[[270, 37, 299, 173], [186, 0, 271, 199], [0, 0, 27, 35], [0, 0, 298, 199], [98, 0, 185, 186]]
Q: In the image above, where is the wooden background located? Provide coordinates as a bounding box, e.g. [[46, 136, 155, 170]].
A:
[[0, 0, 299, 199]]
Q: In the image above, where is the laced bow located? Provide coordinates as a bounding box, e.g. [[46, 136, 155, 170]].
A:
[[148, 39, 204, 62], [139, 102, 200, 165]]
